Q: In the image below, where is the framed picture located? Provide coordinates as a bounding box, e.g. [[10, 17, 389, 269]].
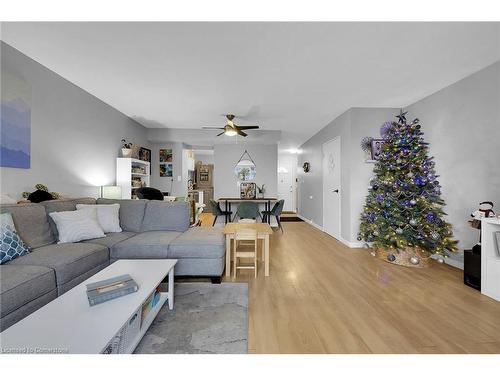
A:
[[240, 182, 256, 199], [160, 163, 173, 177], [370, 139, 384, 161], [139, 147, 151, 174], [159, 148, 173, 163]]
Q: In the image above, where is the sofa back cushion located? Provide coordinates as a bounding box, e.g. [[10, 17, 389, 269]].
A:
[[141, 201, 190, 232], [97, 198, 147, 233], [40, 198, 97, 238], [0, 203, 54, 248]]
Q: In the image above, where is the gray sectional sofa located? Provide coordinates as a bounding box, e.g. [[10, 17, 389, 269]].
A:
[[0, 198, 225, 332]]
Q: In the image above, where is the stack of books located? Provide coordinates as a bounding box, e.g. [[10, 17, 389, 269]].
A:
[[86, 274, 139, 306]]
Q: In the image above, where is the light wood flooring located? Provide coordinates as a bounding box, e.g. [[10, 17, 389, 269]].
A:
[[199, 213, 500, 353]]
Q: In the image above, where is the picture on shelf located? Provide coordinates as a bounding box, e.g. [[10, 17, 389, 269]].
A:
[[159, 149, 173, 163], [160, 163, 173, 177], [370, 139, 384, 161], [139, 147, 151, 162], [240, 182, 256, 199]]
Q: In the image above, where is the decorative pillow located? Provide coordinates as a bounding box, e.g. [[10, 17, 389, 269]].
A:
[[1, 213, 31, 264], [0, 194, 17, 204], [76, 204, 122, 233], [48, 209, 105, 244]]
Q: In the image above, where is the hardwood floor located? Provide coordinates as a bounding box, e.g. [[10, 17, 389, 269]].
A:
[[199, 213, 500, 353]]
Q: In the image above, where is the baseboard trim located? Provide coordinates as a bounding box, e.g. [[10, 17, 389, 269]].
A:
[[297, 214, 364, 248]]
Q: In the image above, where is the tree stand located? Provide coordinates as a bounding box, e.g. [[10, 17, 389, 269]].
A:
[[375, 247, 430, 268]]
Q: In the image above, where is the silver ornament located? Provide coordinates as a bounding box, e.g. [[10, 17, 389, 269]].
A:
[[431, 231, 440, 240], [437, 257, 445, 264], [396, 228, 403, 234], [410, 256, 420, 265], [370, 251, 376, 257], [410, 199, 417, 205], [409, 219, 417, 226]]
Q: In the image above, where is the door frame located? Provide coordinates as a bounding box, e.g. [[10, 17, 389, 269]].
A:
[[322, 136, 342, 240], [277, 153, 298, 213]]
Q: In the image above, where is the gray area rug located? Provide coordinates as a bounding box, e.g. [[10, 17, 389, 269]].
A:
[[135, 283, 248, 354]]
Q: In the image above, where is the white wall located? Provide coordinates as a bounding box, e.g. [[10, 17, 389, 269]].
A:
[[194, 151, 214, 165], [1, 42, 148, 199], [213, 143, 278, 199]]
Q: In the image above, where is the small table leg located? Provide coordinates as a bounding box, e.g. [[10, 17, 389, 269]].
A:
[[264, 234, 270, 276], [168, 267, 175, 310], [225, 234, 232, 277], [225, 200, 228, 224]]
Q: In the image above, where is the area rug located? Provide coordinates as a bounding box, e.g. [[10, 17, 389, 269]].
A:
[[134, 283, 248, 354], [281, 216, 303, 222]]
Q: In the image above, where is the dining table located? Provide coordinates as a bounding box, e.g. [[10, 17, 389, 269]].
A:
[[217, 197, 278, 224], [222, 222, 274, 277]]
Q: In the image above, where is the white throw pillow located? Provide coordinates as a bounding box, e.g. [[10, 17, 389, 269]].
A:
[[49, 209, 105, 244], [0, 194, 17, 204], [76, 203, 122, 233]]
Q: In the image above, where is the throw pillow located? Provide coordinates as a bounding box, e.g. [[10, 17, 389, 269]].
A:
[[76, 204, 122, 233], [49, 209, 105, 244], [1, 213, 31, 264]]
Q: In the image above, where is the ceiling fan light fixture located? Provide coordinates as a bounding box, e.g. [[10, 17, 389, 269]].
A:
[[224, 126, 237, 136]]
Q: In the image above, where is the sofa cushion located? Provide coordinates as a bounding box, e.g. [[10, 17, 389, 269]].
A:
[[1, 213, 31, 264], [97, 198, 147, 232], [0, 264, 56, 318], [141, 201, 190, 232], [111, 231, 181, 259], [168, 227, 225, 259], [0, 203, 54, 248], [9, 242, 109, 286], [40, 198, 96, 238], [81, 231, 136, 249]]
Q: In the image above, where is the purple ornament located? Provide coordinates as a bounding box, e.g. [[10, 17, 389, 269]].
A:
[[414, 175, 426, 186], [380, 122, 394, 138], [376, 194, 384, 202], [426, 212, 435, 221]]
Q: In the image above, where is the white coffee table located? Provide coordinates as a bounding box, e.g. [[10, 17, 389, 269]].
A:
[[0, 259, 177, 354]]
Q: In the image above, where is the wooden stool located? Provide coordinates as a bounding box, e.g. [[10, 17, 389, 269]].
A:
[[233, 228, 258, 278]]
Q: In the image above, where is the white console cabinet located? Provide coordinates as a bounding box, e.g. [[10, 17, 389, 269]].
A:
[[481, 217, 500, 301], [116, 158, 150, 199]]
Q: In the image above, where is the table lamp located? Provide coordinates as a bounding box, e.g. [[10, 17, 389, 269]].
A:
[[100, 186, 122, 199]]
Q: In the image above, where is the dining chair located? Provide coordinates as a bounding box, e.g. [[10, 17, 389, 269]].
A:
[[232, 202, 262, 222], [262, 199, 285, 233], [233, 228, 258, 278], [209, 199, 232, 226]]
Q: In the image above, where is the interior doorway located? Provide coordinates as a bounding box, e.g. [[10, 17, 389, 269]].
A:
[[277, 153, 297, 212], [322, 137, 341, 240]]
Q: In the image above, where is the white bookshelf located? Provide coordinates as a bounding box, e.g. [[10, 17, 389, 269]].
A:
[[117, 158, 151, 199], [481, 217, 500, 301]]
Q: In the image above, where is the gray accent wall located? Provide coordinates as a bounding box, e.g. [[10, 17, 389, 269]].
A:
[[297, 108, 398, 242], [406, 61, 500, 255], [1, 42, 148, 199], [148, 142, 187, 196], [298, 61, 500, 266], [213, 143, 278, 199]]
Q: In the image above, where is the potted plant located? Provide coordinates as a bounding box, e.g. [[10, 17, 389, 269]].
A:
[[121, 139, 133, 157], [256, 184, 266, 198]]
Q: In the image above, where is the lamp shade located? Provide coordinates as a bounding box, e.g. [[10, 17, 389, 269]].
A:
[[101, 186, 122, 199]]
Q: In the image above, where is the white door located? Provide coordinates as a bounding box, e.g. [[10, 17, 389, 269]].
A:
[[277, 154, 296, 212], [322, 137, 341, 239]]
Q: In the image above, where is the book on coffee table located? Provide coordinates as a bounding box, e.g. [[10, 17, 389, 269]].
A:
[[86, 274, 139, 306]]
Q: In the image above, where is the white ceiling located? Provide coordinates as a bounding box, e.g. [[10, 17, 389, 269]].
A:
[[1, 22, 499, 149]]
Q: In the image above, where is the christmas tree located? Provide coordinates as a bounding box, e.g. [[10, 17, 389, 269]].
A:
[[358, 110, 458, 266]]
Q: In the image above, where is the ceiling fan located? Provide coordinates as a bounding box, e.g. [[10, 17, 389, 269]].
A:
[[203, 114, 260, 137]]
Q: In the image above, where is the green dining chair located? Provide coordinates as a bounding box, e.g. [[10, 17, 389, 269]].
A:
[[232, 202, 262, 222], [262, 199, 285, 232], [209, 199, 232, 226]]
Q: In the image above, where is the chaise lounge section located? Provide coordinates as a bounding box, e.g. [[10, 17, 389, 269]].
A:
[[0, 198, 225, 331]]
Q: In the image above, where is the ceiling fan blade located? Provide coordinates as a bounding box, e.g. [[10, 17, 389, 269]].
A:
[[202, 126, 225, 129], [236, 125, 259, 130], [216, 132, 225, 137], [236, 129, 248, 137]]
